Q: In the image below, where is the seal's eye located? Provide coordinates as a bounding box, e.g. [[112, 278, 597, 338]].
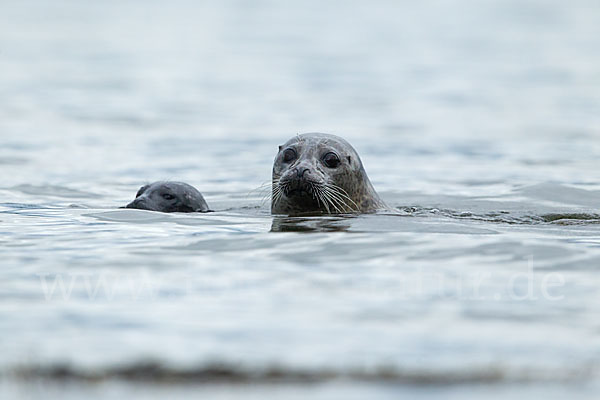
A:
[[136, 185, 149, 198], [323, 152, 340, 168], [282, 148, 297, 163], [162, 193, 175, 200]]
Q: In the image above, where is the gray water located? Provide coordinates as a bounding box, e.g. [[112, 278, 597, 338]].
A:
[[1, 0, 600, 398]]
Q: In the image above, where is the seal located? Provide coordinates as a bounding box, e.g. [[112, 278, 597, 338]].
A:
[[124, 181, 210, 213], [271, 133, 386, 215]]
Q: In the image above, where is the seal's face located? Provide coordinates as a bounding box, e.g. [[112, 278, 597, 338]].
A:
[[125, 182, 209, 213], [271, 133, 383, 215]]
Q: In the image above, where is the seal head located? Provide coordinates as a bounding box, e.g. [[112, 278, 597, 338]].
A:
[[125, 181, 209, 213], [271, 133, 385, 215]]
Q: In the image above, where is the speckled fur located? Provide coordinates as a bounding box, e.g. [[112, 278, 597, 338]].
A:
[[271, 133, 386, 215]]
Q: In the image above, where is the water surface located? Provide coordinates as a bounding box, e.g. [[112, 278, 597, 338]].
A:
[[1, 0, 600, 398]]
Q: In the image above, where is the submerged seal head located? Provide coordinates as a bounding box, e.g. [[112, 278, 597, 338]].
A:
[[125, 181, 209, 213], [271, 133, 385, 215]]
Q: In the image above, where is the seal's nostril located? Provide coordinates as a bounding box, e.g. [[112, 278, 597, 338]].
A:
[[126, 198, 145, 208], [296, 168, 310, 178]]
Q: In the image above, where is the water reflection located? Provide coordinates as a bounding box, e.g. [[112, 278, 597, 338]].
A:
[[270, 216, 353, 232]]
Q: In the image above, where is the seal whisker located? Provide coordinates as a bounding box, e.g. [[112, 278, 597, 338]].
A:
[[322, 185, 352, 212], [326, 183, 357, 207], [321, 186, 345, 213], [263, 186, 278, 206], [326, 191, 350, 213], [266, 178, 283, 207], [271, 181, 285, 207], [314, 185, 331, 214], [249, 181, 272, 195], [309, 183, 321, 207], [326, 186, 360, 214], [316, 184, 342, 213], [325, 183, 360, 212], [266, 185, 281, 206], [252, 182, 275, 207]]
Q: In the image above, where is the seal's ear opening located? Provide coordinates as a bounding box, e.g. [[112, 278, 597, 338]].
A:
[[347, 156, 352, 163], [278, 145, 283, 152]]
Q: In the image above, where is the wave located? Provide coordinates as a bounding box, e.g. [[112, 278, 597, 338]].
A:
[[6, 361, 597, 385], [397, 207, 600, 226], [7, 184, 99, 199]]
